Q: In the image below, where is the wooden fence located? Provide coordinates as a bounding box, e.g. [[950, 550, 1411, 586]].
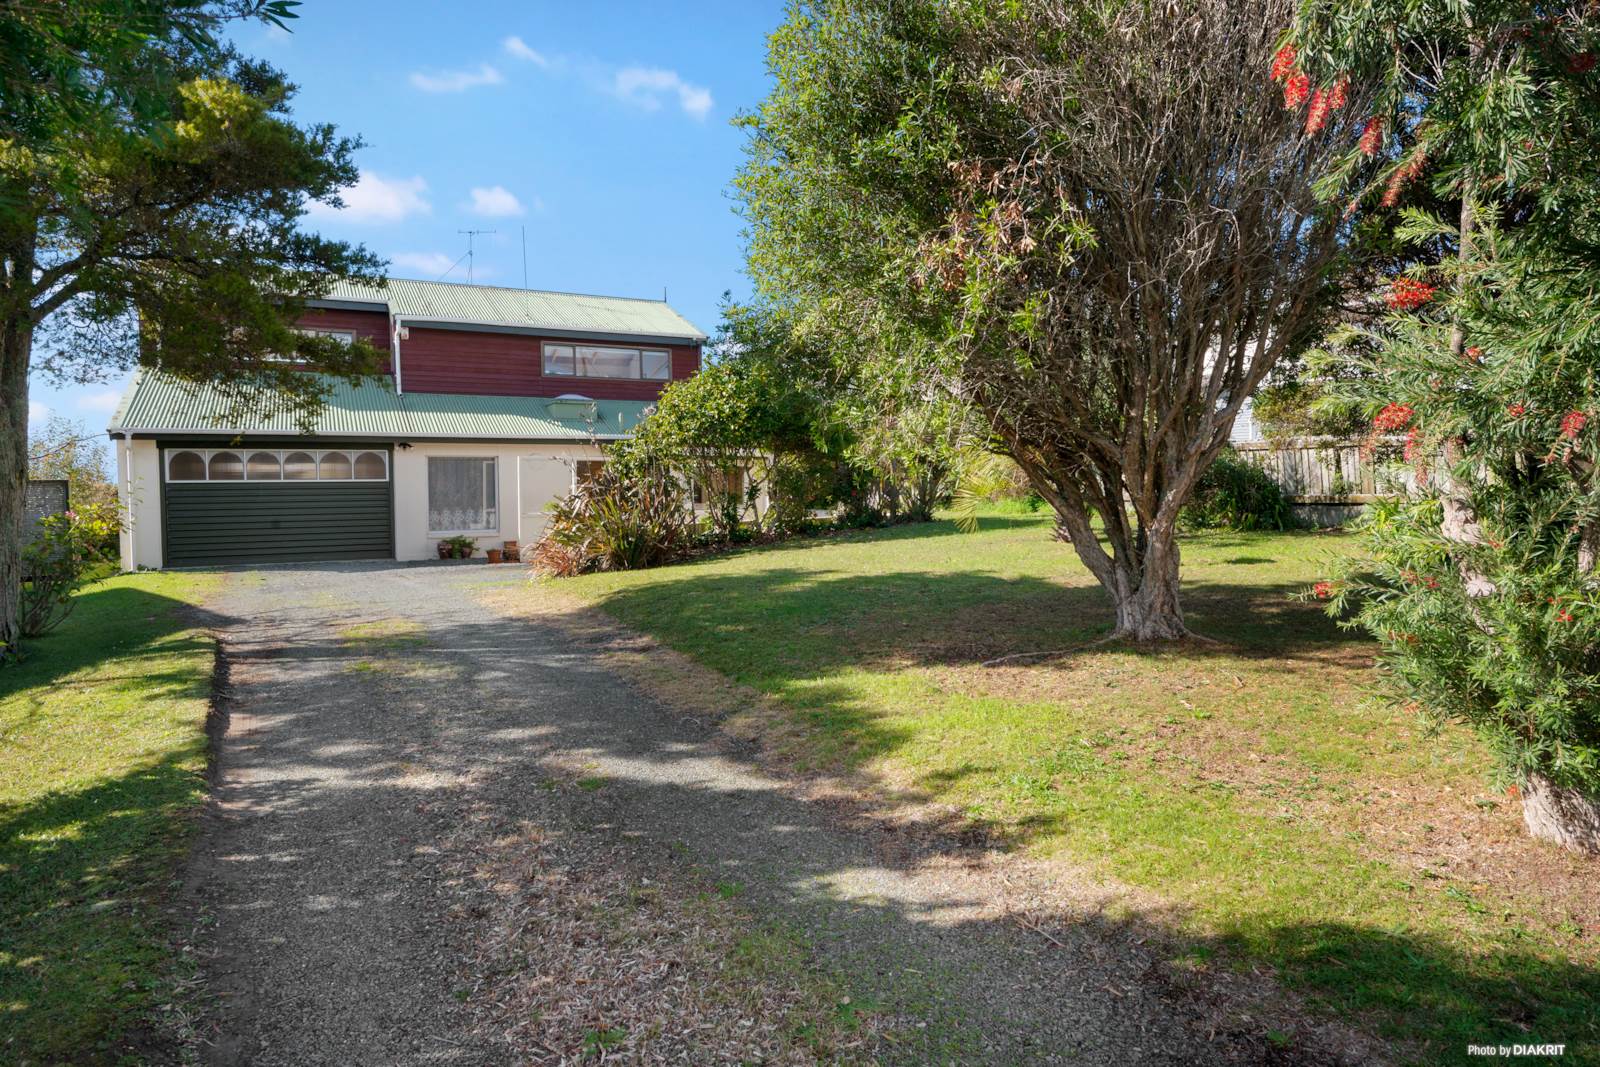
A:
[[1231, 437, 1414, 526]]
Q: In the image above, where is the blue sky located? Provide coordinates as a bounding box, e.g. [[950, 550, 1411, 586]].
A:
[[29, 0, 784, 437]]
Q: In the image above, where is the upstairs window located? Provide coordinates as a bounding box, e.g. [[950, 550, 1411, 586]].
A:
[[296, 328, 355, 345], [266, 327, 357, 364], [543, 343, 671, 381]]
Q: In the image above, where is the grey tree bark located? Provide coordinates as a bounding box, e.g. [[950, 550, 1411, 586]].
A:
[[1521, 775, 1600, 855]]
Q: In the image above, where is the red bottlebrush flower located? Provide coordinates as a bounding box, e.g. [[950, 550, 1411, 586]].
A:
[[1327, 78, 1349, 110], [1403, 425, 1423, 462], [1561, 410, 1588, 439], [1313, 580, 1334, 599], [1381, 152, 1426, 207], [1465, 345, 1484, 362], [1358, 116, 1384, 155], [1558, 608, 1576, 623], [1305, 89, 1331, 134], [1386, 277, 1437, 310], [1508, 403, 1528, 417], [1283, 72, 1311, 109], [1271, 44, 1298, 82], [1373, 402, 1415, 432], [1569, 51, 1597, 74]]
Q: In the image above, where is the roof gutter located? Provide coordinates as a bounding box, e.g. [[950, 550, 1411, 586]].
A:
[[107, 426, 635, 441]]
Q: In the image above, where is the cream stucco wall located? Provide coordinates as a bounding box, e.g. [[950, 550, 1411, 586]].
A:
[[118, 437, 165, 571], [392, 441, 605, 561]]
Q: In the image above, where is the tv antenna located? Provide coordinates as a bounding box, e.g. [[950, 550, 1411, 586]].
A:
[[457, 229, 496, 283]]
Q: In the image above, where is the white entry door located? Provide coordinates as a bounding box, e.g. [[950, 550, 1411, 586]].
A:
[[517, 456, 574, 544]]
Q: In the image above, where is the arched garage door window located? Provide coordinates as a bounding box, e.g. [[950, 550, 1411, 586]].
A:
[[165, 448, 389, 482]]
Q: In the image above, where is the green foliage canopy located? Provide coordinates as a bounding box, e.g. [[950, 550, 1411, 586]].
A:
[[1290, 4, 1600, 801]]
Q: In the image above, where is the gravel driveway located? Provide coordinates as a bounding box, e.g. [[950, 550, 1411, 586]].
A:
[[184, 561, 1353, 1065]]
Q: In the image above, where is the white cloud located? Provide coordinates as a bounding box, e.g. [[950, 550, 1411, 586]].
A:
[[466, 185, 525, 217], [409, 63, 504, 94], [78, 389, 122, 414], [612, 66, 713, 120], [503, 36, 548, 68], [390, 251, 458, 277], [307, 171, 431, 224], [28, 400, 48, 426]]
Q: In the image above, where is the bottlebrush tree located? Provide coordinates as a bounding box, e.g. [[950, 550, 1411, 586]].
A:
[[1287, 4, 1600, 852]]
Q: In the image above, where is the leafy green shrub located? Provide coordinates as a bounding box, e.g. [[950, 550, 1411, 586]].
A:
[[1251, 380, 1367, 442], [764, 452, 842, 537], [1180, 450, 1295, 532], [20, 502, 120, 638], [530, 459, 690, 577]]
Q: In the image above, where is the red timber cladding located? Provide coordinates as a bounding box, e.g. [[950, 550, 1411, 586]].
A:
[[296, 308, 393, 373], [397, 326, 702, 400]]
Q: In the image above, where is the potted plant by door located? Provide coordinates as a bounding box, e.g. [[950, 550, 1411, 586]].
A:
[[486, 547, 503, 564], [442, 535, 476, 559]]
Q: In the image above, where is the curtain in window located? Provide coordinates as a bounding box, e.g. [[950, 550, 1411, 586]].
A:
[[428, 457, 497, 532]]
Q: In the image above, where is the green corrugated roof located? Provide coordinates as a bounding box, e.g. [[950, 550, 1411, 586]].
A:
[[108, 369, 651, 440], [316, 277, 707, 341]]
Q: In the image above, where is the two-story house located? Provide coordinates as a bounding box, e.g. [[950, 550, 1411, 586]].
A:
[[107, 278, 706, 569]]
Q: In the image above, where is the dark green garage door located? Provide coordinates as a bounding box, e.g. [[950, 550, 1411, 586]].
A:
[[162, 446, 393, 566]]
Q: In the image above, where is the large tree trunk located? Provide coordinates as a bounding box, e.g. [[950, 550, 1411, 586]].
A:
[[0, 315, 32, 657], [1102, 526, 1187, 641], [1521, 775, 1600, 855]]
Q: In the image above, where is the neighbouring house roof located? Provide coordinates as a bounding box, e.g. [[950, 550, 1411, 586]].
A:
[[312, 276, 708, 343], [107, 369, 652, 440]]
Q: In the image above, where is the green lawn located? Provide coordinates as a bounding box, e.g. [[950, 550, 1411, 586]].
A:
[[559, 514, 1600, 1066], [1, 572, 222, 1065]]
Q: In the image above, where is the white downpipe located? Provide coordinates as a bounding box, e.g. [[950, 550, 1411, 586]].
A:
[[116, 435, 134, 570], [391, 314, 406, 394]]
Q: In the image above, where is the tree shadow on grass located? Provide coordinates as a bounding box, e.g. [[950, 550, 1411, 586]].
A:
[[0, 751, 213, 1063], [0, 583, 238, 1064], [4, 581, 235, 695], [583, 562, 1357, 683]]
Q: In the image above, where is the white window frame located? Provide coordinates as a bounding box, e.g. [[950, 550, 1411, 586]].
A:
[[542, 342, 672, 382], [295, 328, 356, 345], [572, 459, 606, 491], [426, 456, 499, 535], [264, 327, 357, 364], [164, 448, 389, 483]]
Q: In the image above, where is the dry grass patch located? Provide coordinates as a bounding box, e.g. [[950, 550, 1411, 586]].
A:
[[443, 780, 885, 1064]]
